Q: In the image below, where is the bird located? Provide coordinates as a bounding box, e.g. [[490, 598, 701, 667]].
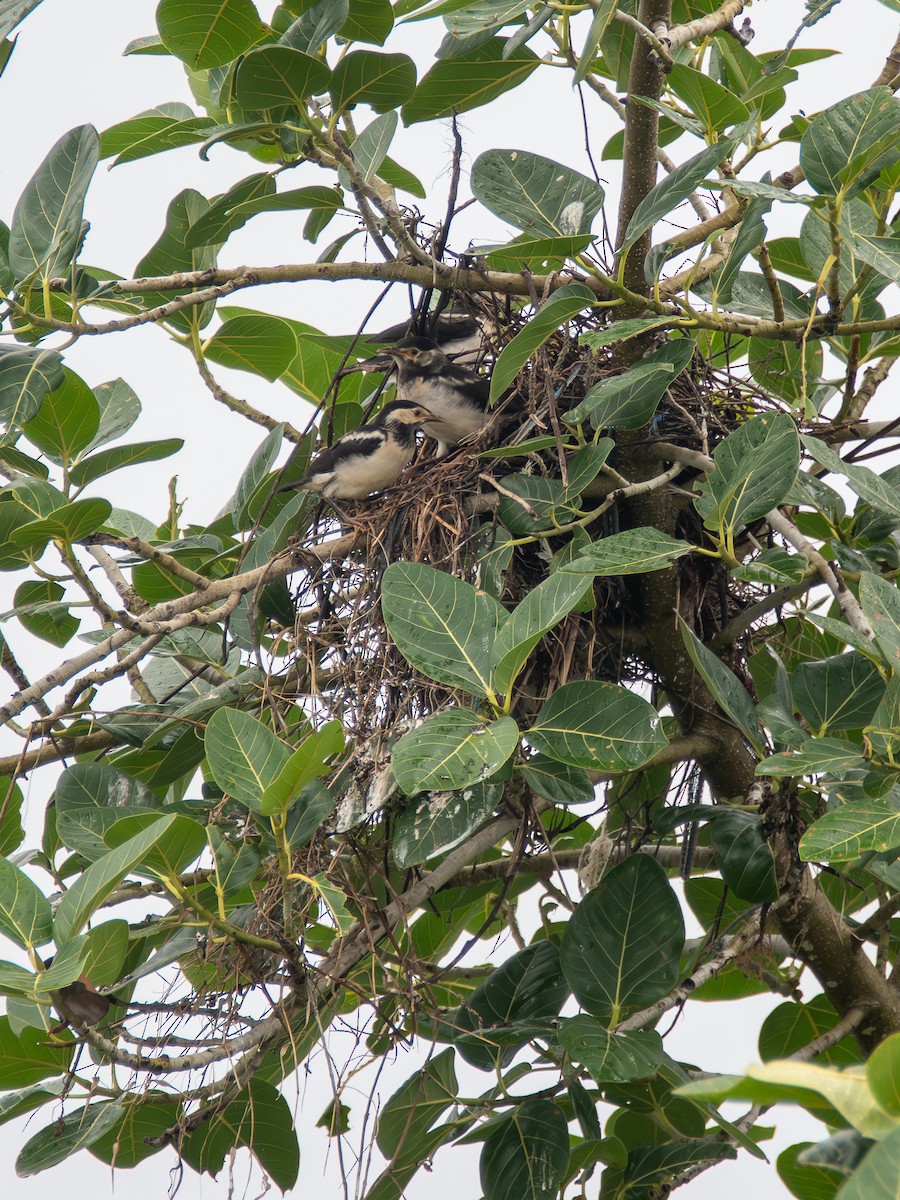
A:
[[382, 342, 492, 458], [287, 400, 436, 500], [55, 976, 121, 1026]]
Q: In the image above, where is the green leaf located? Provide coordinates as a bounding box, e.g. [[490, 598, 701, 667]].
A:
[[341, 111, 397, 185], [0, 345, 64, 434], [156, 0, 265, 69], [441, 0, 529, 36], [559, 1017, 664, 1082], [563, 527, 693, 576], [259, 721, 344, 815], [695, 412, 800, 540], [710, 810, 777, 903], [381, 561, 502, 698], [680, 620, 763, 751], [667, 63, 750, 133], [0, 779, 24, 857], [54, 814, 200, 941], [573, 0, 619, 86], [471, 150, 605, 238], [526, 680, 667, 772], [134, 189, 220, 333], [204, 707, 292, 812], [0, 1017, 72, 1089], [16, 1100, 125, 1176], [8, 124, 98, 280], [800, 87, 900, 197], [100, 110, 214, 166], [561, 855, 683, 1023], [68, 438, 183, 489], [760, 996, 861, 1066], [85, 378, 141, 453], [11, 498, 112, 550], [455, 940, 568, 1069], [281, 0, 349, 53], [402, 38, 539, 125], [621, 139, 738, 254], [330, 50, 417, 111], [489, 282, 596, 401], [22, 368, 99, 464], [860, 574, 900, 671], [749, 335, 823, 408], [89, 1099, 182, 1169], [205, 313, 297, 382], [793, 652, 884, 734], [341, 0, 394, 44], [867, 1032, 900, 1117], [183, 172, 276, 247], [233, 46, 332, 109], [565, 340, 694, 429], [839, 225, 900, 286], [480, 1099, 569, 1200], [803, 434, 900, 522], [393, 781, 501, 867], [181, 1079, 299, 1189], [14, 580, 78, 647], [391, 710, 518, 796], [757, 737, 866, 779], [376, 1049, 457, 1161], [491, 569, 594, 694], [518, 756, 594, 805], [799, 794, 900, 863], [580, 316, 676, 349], [0, 858, 52, 950]]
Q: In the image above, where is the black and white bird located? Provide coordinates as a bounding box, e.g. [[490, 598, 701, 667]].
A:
[[289, 400, 435, 500], [381, 341, 491, 458]]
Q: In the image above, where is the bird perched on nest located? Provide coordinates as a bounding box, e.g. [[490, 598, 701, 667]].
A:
[[354, 337, 491, 458], [286, 400, 435, 500]]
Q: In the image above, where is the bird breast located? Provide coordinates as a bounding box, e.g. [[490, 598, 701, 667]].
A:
[[397, 377, 485, 443], [322, 436, 414, 498]]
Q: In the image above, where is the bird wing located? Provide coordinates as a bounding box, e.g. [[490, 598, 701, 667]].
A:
[[301, 430, 386, 484]]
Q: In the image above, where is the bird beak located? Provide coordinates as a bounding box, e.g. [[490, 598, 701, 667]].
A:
[[340, 352, 394, 375], [385, 347, 416, 362]]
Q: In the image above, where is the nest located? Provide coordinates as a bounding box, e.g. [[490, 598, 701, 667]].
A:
[[274, 299, 787, 816]]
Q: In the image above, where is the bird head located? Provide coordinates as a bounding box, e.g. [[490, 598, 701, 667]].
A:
[[384, 342, 448, 371], [343, 335, 441, 375], [379, 400, 435, 426]]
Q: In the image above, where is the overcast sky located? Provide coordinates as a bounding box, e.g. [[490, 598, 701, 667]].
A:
[[1, 1, 898, 1196]]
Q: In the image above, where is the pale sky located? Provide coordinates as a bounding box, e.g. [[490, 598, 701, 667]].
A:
[[0, 1, 897, 1196]]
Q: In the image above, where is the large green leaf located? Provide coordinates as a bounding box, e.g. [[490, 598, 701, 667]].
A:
[[180, 1079, 299, 1189], [709, 810, 777, 903], [680, 620, 763, 752], [756, 737, 866, 779], [489, 282, 596, 401], [222, 422, 284, 529], [800, 87, 900, 197], [565, 340, 694, 429], [100, 108, 214, 166], [799, 794, 900, 863], [85, 378, 141, 453], [667, 63, 750, 134], [341, 111, 397, 185], [134, 189, 219, 332], [560, 855, 683, 1023], [491, 569, 593, 695], [68, 438, 183, 489], [573, 0, 619, 85], [54, 815, 201, 941], [620, 138, 738, 254], [376, 1049, 457, 1162], [402, 38, 539, 125], [0, 345, 64, 436], [518, 756, 594, 805], [803, 434, 900, 522], [860, 573, 900, 672], [205, 313, 297, 382], [391, 710, 518, 795], [455, 940, 568, 1069], [694, 412, 800, 541], [526, 681, 667, 772], [839, 1125, 900, 1200], [16, 1100, 125, 1176], [330, 50, 417, 111], [8, 125, 98, 280], [156, 0, 265, 68], [792, 652, 884, 734], [21, 368, 99, 465], [563, 527, 693, 576], [559, 1017, 664, 1083], [381, 561, 502, 697], [760, 996, 861, 1065], [258, 721, 344, 815], [11, 498, 112, 550], [480, 1099, 569, 1200], [233, 46, 332, 109], [89, 1100, 182, 1169], [0, 859, 52, 950], [13, 580, 79, 647], [0, 1017, 72, 1090], [839, 225, 900, 287], [393, 781, 501, 866], [472, 149, 604, 238], [281, 0, 349, 53], [204, 707, 292, 811]]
